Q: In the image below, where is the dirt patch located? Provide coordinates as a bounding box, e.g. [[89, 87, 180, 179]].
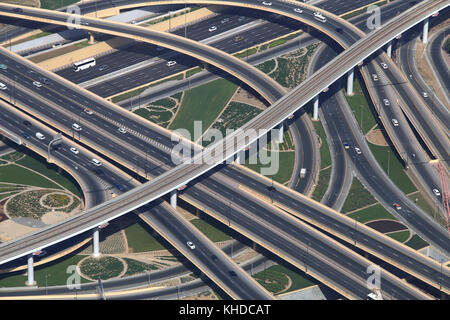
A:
[[0, 219, 38, 242], [231, 87, 267, 110], [366, 219, 407, 233], [366, 128, 388, 146], [41, 210, 77, 225]]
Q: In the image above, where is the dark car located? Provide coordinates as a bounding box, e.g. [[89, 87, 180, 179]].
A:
[[39, 77, 50, 85], [13, 8, 23, 13], [115, 183, 124, 191], [23, 120, 32, 127], [98, 65, 109, 71], [228, 271, 237, 277], [22, 133, 31, 139], [211, 254, 218, 262], [53, 144, 62, 151]]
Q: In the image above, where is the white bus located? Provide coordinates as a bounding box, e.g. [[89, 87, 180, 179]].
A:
[[73, 57, 96, 72], [313, 12, 327, 23]]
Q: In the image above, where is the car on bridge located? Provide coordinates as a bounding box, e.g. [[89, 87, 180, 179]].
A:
[[380, 62, 388, 69], [294, 8, 303, 13], [208, 26, 217, 32], [391, 119, 399, 127], [0, 64, 7, 70], [166, 61, 177, 67], [0, 83, 7, 90], [432, 189, 441, 196], [262, 1, 272, 6], [371, 74, 379, 81], [383, 99, 390, 106], [343, 142, 350, 149], [393, 203, 402, 211]]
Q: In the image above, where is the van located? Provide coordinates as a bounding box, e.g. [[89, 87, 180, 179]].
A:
[[72, 123, 82, 131], [35, 132, 45, 140], [300, 168, 307, 178]]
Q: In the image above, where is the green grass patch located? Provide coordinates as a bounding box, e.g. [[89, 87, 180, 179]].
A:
[[347, 204, 397, 224], [252, 264, 316, 294], [190, 218, 232, 242], [404, 234, 428, 250], [80, 256, 124, 280], [1, 151, 24, 162], [186, 67, 203, 78], [234, 47, 258, 59], [211, 102, 262, 137], [0, 164, 60, 189], [344, 80, 377, 134], [123, 258, 158, 277], [169, 78, 238, 140], [0, 254, 90, 287], [386, 230, 410, 243], [341, 178, 377, 213], [244, 151, 295, 184], [367, 143, 417, 195], [124, 221, 166, 252], [257, 59, 276, 74], [16, 154, 81, 196], [311, 167, 331, 202], [312, 118, 331, 169], [41, 0, 79, 10]]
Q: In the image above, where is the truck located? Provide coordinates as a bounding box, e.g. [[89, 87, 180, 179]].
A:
[[299, 168, 307, 178]]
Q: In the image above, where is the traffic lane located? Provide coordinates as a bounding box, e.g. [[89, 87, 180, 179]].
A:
[[313, 45, 450, 260], [429, 26, 450, 96], [365, 60, 444, 206], [2, 8, 283, 104], [184, 180, 420, 299], [399, 30, 450, 131], [56, 11, 258, 83], [0, 105, 140, 204], [5, 63, 444, 292], [145, 202, 272, 300], [219, 159, 450, 291]]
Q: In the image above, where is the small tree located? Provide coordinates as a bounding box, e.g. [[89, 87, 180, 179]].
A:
[[443, 37, 450, 54]]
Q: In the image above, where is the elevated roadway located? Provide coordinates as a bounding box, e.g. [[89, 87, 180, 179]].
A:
[[0, 0, 446, 296]]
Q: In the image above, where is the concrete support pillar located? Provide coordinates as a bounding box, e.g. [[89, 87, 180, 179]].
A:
[[347, 68, 354, 96], [313, 95, 319, 121], [93, 228, 100, 257], [89, 32, 95, 45], [235, 152, 240, 164], [422, 18, 429, 44], [26, 255, 35, 286], [170, 190, 177, 209], [276, 123, 284, 143], [386, 41, 392, 58]]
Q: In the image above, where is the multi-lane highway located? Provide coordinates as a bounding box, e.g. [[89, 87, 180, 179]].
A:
[[0, 0, 448, 298]]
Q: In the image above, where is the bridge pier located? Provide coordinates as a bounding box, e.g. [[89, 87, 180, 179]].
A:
[[422, 18, 429, 44], [313, 95, 319, 121], [89, 32, 95, 45], [26, 255, 36, 286], [170, 190, 177, 209], [93, 228, 100, 257], [346, 68, 354, 96], [276, 123, 284, 143], [386, 41, 392, 58]]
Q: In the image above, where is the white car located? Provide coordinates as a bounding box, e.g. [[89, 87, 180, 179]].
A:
[[118, 127, 127, 134], [422, 92, 428, 98], [166, 61, 177, 67], [380, 62, 388, 69], [186, 241, 196, 250], [208, 26, 217, 32], [354, 147, 362, 155], [0, 82, 7, 90], [70, 147, 79, 154], [35, 132, 45, 140], [371, 74, 378, 81], [33, 81, 42, 87], [391, 119, 399, 127], [383, 99, 390, 106], [72, 123, 82, 131], [432, 189, 441, 196], [262, 1, 272, 6], [91, 158, 102, 166], [294, 8, 303, 13], [84, 108, 93, 115]]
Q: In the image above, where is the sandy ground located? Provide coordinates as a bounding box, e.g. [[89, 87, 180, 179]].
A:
[[0, 219, 38, 242], [41, 209, 78, 224], [231, 87, 268, 110], [366, 128, 388, 146]]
